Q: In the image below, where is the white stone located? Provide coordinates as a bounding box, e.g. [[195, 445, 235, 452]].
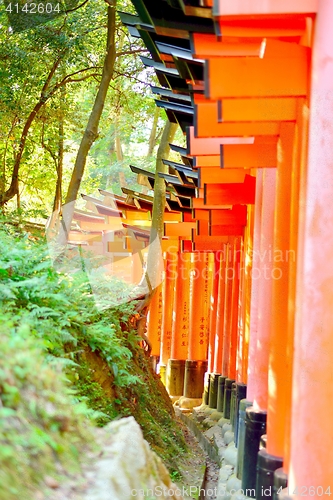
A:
[[82, 417, 183, 500], [224, 430, 235, 445], [210, 411, 224, 421], [224, 444, 238, 468], [218, 417, 230, 428], [221, 423, 232, 437], [204, 424, 222, 439]]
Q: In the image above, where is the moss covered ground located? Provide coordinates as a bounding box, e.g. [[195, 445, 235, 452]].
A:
[[0, 221, 187, 497]]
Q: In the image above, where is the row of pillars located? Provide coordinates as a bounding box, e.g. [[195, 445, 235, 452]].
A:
[[146, 1, 333, 495]]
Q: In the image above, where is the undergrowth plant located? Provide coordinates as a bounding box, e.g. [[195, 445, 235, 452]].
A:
[[0, 220, 187, 483]]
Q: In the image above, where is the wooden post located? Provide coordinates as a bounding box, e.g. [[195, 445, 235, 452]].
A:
[[289, 0, 333, 491]]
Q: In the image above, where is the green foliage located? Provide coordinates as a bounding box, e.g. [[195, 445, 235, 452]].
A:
[[0, 320, 94, 500], [0, 221, 140, 386], [0, 222, 188, 484]]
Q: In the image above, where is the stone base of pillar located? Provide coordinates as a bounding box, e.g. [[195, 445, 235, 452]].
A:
[[159, 364, 167, 386], [236, 399, 253, 479], [223, 378, 236, 419], [184, 359, 208, 398], [241, 407, 267, 497], [166, 359, 185, 397], [273, 468, 288, 500], [256, 449, 283, 500], [177, 396, 203, 409], [217, 375, 227, 413], [208, 372, 221, 409]]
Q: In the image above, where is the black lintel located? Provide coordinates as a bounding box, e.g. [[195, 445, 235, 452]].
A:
[[169, 143, 188, 156], [130, 0, 215, 34], [140, 56, 179, 76], [155, 41, 193, 60], [162, 159, 198, 179], [130, 165, 156, 179], [151, 86, 191, 102], [155, 99, 194, 115]]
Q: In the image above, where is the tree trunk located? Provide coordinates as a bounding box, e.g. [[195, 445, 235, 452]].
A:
[[146, 107, 160, 158], [53, 86, 65, 215], [0, 57, 62, 207], [144, 120, 178, 294], [58, 2, 117, 245]]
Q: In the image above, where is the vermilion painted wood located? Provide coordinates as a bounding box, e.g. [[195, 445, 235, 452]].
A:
[[163, 212, 182, 222], [206, 40, 309, 99], [161, 239, 180, 253], [182, 240, 192, 252], [160, 253, 177, 366], [188, 253, 214, 360], [199, 168, 249, 186], [171, 253, 191, 360], [192, 198, 233, 210], [213, 0, 317, 16], [215, 18, 306, 41], [222, 241, 233, 377], [193, 235, 229, 252], [187, 126, 254, 156], [267, 123, 295, 458], [194, 156, 220, 168], [229, 237, 241, 379], [164, 222, 196, 237], [197, 219, 210, 236], [209, 205, 247, 226], [283, 100, 306, 473], [214, 247, 226, 372], [191, 33, 263, 58], [193, 209, 210, 221], [195, 142, 277, 169], [195, 98, 297, 125], [196, 114, 281, 138], [252, 168, 277, 409], [208, 255, 220, 373], [204, 175, 256, 205], [247, 170, 263, 401], [289, 1, 333, 488], [182, 212, 196, 223], [209, 225, 244, 236]]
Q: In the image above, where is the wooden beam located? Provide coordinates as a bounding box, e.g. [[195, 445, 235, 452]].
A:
[[206, 40, 309, 99], [187, 126, 254, 156], [204, 174, 256, 205], [213, 0, 318, 16]]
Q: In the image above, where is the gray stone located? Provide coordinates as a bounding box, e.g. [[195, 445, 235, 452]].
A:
[[224, 430, 235, 445], [218, 417, 230, 428], [204, 424, 222, 439], [210, 411, 224, 421], [82, 417, 183, 500], [221, 423, 232, 437], [226, 475, 242, 494], [224, 444, 238, 468]]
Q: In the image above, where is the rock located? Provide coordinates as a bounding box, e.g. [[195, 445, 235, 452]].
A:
[[223, 444, 238, 468], [204, 424, 222, 440], [221, 423, 232, 437], [203, 407, 216, 415], [218, 465, 234, 483], [178, 396, 202, 409], [224, 430, 235, 445], [226, 475, 242, 494], [218, 417, 230, 428], [82, 416, 183, 500], [210, 411, 224, 421], [202, 417, 216, 428]]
